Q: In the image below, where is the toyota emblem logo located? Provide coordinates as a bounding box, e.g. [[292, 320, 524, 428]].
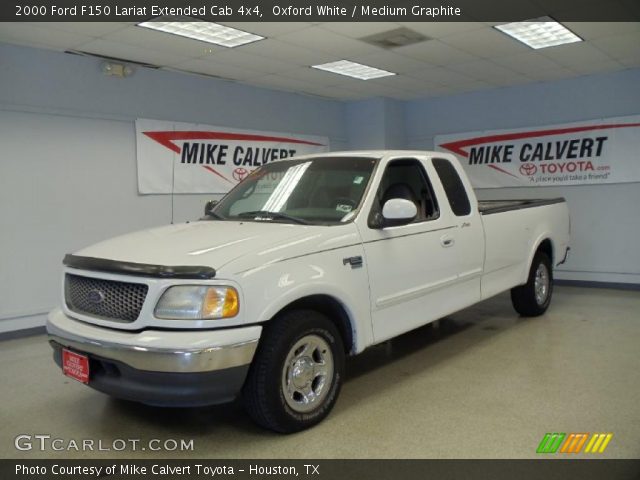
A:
[[87, 289, 105, 304], [519, 163, 538, 176], [233, 167, 250, 182]]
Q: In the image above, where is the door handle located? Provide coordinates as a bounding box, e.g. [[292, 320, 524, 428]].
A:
[[440, 235, 455, 247]]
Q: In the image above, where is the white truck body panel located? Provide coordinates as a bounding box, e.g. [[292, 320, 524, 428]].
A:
[[46, 150, 570, 410]]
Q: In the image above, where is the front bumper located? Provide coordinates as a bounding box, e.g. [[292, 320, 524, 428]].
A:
[[47, 308, 261, 407]]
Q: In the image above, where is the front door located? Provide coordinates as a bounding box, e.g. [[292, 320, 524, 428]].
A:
[[357, 157, 459, 343]]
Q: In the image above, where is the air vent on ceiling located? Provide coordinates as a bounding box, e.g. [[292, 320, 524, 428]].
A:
[[360, 28, 430, 49], [65, 50, 160, 69]]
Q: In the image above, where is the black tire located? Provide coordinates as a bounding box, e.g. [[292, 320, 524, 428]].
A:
[[242, 309, 345, 433], [511, 251, 553, 317]]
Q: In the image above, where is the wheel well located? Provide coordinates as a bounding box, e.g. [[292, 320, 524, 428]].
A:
[[537, 238, 553, 265], [278, 295, 354, 355]]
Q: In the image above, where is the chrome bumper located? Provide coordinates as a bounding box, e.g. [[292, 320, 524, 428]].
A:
[[46, 308, 261, 373]]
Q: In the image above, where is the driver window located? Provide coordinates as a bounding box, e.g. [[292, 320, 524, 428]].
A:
[[370, 159, 439, 225]]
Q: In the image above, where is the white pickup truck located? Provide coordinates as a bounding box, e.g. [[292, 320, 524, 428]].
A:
[[47, 150, 570, 433]]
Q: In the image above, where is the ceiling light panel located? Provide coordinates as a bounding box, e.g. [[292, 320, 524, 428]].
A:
[[138, 20, 264, 48], [495, 17, 582, 49], [312, 60, 396, 80]]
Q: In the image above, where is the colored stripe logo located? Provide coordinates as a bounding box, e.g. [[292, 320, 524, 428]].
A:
[[537, 433, 613, 454], [584, 433, 614, 453], [537, 433, 565, 453]]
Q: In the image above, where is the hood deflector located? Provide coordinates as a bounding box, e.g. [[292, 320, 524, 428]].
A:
[[63, 255, 216, 280]]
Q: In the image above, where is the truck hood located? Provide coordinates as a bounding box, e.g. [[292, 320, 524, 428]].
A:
[[73, 221, 360, 276]]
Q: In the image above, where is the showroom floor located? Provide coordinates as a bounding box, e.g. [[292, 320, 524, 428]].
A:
[[1, 286, 639, 459]]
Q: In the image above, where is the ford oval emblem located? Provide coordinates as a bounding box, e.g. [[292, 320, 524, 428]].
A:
[[87, 289, 105, 304]]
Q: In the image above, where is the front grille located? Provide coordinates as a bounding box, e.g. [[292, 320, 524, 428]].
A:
[[65, 274, 148, 322]]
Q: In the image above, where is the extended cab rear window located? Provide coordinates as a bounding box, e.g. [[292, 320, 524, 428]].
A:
[[432, 158, 471, 216]]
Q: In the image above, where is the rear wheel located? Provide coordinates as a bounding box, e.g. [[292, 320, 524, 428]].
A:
[[511, 252, 553, 316], [242, 310, 344, 433]]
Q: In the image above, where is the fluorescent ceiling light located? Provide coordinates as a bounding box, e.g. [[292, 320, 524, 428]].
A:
[[494, 17, 582, 49], [138, 19, 264, 48], [312, 60, 396, 80]]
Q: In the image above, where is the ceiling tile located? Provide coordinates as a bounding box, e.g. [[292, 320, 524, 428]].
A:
[[234, 39, 336, 66], [398, 22, 485, 39], [489, 73, 533, 87], [369, 74, 442, 92], [563, 22, 640, 40], [490, 52, 562, 74], [441, 27, 530, 58], [526, 66, 578, 82], [619, 56, 640, 68], [101, 26, 225, 58], [318, 22, 400, 39], [0, 23, 93, 50], [345, 50, 428, 73], [220, 22, 313, 37], [407, 66, 478, 86], [570, 59, 624, 75], [76, 39, 184, 66], [170, 59, 261, 80], [540, 42, 614, 68], [447, 59, 522, 83], [395, 40, 477, 66], [2, 20, 636, 102], [591, 32, 640, 61], [38, 22, 130, 37], [274, 26, 381, 57], [277, 66, 349, 86], [201, 49, 298, 75]]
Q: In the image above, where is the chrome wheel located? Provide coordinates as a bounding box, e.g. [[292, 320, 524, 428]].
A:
[[281, 334, 334, 413], [534, 263, 550, 305]]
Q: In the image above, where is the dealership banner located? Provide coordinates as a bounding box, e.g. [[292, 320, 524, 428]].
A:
[[435, 115, 640, 188], [135, 119, 329, 194]]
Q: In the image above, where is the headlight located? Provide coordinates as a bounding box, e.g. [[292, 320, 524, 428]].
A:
[[154, 286, 239, 320]]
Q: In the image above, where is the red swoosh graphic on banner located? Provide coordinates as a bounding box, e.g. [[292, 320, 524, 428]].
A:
[[202, 165, 233, 184], [439, 123, 640, 157], [487, 164, 519, 178], [143, 130, 325, 154]]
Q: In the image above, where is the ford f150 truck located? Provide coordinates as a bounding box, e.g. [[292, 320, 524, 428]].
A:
[[47, 151, 570, 433]]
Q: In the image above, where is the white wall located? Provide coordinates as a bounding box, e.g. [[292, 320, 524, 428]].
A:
[[0, 43, 348, 333], [346, 98, 406, 149], [405, 68, 640, 285]]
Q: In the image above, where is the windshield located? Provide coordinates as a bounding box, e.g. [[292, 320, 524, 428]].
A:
[[211, 157, 377, 225]]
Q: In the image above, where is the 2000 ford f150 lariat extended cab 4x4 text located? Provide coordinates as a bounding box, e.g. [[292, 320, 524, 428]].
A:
[[47, 151, 570, 432]]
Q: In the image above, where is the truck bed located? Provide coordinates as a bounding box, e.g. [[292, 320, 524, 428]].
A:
[[478, 198, 566, 215]]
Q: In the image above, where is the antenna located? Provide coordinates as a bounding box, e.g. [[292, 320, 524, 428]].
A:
[[170, 153, 176, 224]]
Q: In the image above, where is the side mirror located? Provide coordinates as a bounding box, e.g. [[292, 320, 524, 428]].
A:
[[381, 198, 417, 226], [204, 200, 219, 216]]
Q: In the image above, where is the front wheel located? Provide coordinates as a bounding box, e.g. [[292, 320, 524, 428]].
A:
[[242, 310, 345, 433], [511, 252, 553, 317]]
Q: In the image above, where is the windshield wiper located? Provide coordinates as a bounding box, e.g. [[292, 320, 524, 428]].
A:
[[203, 210, 225, 220], [237, 210, 310, 225]]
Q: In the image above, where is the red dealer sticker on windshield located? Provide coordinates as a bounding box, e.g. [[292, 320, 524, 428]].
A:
[[62, 349, 90, 384]]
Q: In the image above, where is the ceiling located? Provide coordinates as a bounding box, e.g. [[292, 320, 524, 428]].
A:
[[1, 21, 639, 100]]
